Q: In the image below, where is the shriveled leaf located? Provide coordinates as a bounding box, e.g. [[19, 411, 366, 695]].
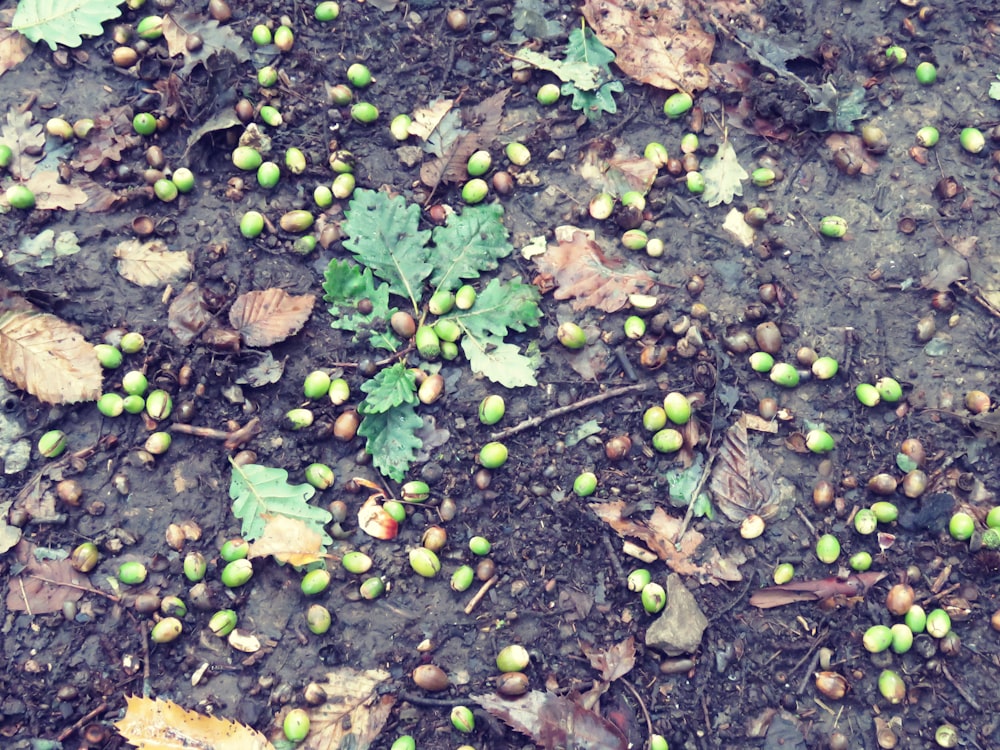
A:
[[0, 110, 44, 180], [114, 239, 192, 287], [512, 0, 563, 39], [167, 282, 214, 345], [229, 461, 332, 545], [357, 495, 399, 540], [236, 351, 285, 387], [700, 139, 748, 207], [749, 572, 887, 609], [358, 362, 417, 415], [512, 48, 602, 90], [0, 9, 33, 77], [6, 229, 80, 268], [289, 667, 393, 750], [461, 336, 539, 388], [709, 418, 776, 523], [534, 227, 656, 312], [73, 107, 141, 172], [7, 540, 90, 614], [322, 259, 401, 352], [581, 0, 713, 91], [114, 695, 274, 750], [564, 418, 602, 447], [722, 207, 755, 248], [248, 514, 325, 566], [229, 289, 315, 347], [341, 189, 432, 312], [474, 691, 628, 750], [579, 144, 658, 197], [0, 501, 21, 554], [357, 403, 423, 482], [161, 12, 250, 76], [0, 299, 101, 404], [591, 501, 743, 583], [421, 89, 509, 187], [407, 98, 456, 141], [429, 203, 513, 291], [12, 0, 123, 50], [581, 637, 636, 683], [824, 133, 879, 176]]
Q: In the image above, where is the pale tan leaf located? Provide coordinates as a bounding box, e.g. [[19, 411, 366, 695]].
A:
[[406, 98, 455, 140], [421, 89, 509, 187], [824, 133, 879, 176], [0, 109, 43, 179], [579, 144, 657, 197], [23, 171, 88, 210], [708, 418, 775, 523], [534, 227, 656, 312], [114, 239, 193, 287], [0, 299, 101, 404], [0, 10, 32, 78], [114, 695, 275, 750], [581, 637, 636, 683], [229, 289, 315, 347], [581, 0, 714, 92], [167, 283, 214, 345], [248, 514, 324, 566], [291, 667, 393, 750]]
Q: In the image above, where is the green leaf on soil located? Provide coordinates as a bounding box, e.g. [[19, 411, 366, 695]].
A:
[[445, 277, 541, 339], [358, 362, 417, 414], [12, 0, 124, 50], [559, 25, 622, 121], [429, 204, 513, 292], [229, 460, 332, 546], [341, 189, 432, 313], [322, 259, 401, 352], [700, 139, 748, 208], [357, 403, 424, 481], [512, 48, 603, 90], [564, 419, 602, 447], [461, 336, 540, 388], [665, 454, 713, 519]]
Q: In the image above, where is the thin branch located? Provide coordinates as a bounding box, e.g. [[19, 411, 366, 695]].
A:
[[489, 383, 656, 441], [464, 575, 499, 615]]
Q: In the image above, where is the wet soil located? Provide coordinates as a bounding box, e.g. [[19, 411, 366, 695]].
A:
[[2, 1, 1000, 749]]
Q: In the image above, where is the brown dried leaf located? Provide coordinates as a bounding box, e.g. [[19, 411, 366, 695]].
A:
[[115, 695, 274, 750], [709, 417, 775, 523], [229, 289, 315, 347], [749, 572, 886, 609], [291, 667, 393, 750], [591, 501, 743, 583], [581, 637, 636, 683], [581, 0, 714, 92], [248, 514, 324, 566], [407, 98, 455, 140], [20, 171, 88, 211], [0, 109, 44, 179], [579, 144, 658, 197], [7, 540, 92, 614], [421, 89, 509, 188], [0, 297, 101, 404], [0, 501, 21, 554], [474, 690, 628, 750], [161, 12, 250, 76], [824, 134, 879, 176], [0, 10, 32, 78], [72, 108, 141, 173], [168, 283, 214, 345], [533, 227, 656, 312], [114, 239, 193, 287]]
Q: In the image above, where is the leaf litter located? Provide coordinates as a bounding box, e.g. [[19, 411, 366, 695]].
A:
[[115, 695, 274, 750], [114, 238, 193, 287], [6, 540, 92, 614]]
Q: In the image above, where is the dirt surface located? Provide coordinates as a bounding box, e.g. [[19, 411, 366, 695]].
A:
[[2, 0, 1000, 749]]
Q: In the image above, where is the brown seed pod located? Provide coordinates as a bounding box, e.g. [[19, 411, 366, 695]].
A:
[[412, 664, 449, 691], [208, 0, 232, 22], [421, 525, 447, 552], [867, 473, 898, 496], [446, 9, 469, 31], [56, 479, 83, 506], [915, 315, 936, 342], [901, 469, 927, 498], [899, 438, 925, 467], [604, 435, 632, 461], [754, 321, 782, 354], [814, 671, 848, 700], [112, 46, 138, 67], [813, 479, 835, 509], [417, 373, 444, 405], [639, 345, 668, 370], [886, 583, 915, 615], [334, 410, 360, 441], [492, 171, 514, 195], [496, 671, 530, 696], [758, 397, 778, 420], [966, 390, 991, 414], [476, 557, 496, 581]]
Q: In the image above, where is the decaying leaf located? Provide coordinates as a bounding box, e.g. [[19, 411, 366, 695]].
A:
[[19, 170, 88, 210], [167, 282, 214, 345], [73, 107, 142, 173], [749, 572, 886, 609], [0, 501, 21, 554], [591, 501, 743, 583], [474, 690, 628, 750], [579, 143, 658, 197], [420, 89, 509, 188], [0, 296, 101, 404], [115, 695, 274, 750], [581, 0, 715, 92], [722, 207, 755, 248], [824, 133, 879, 176], [581, 637, 636, 683], [407, 98, 456, 141], [700, 139, 748, 208], [0, 9, 33, 78], [533, 227, 656, 312], [161, 12, 251, 76], [114, 239, 193, 287], [285, 667, 393, 750], [0, 110, 44, 180], [709, 417, 777, 523], [229, 289, 315, 347], [6, 229, 80, 268], [248, 514, 325, 566], [6, 540, 91, 614]]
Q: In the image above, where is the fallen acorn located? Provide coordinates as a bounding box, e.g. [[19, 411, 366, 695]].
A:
[[412, 663, 449, 691], [409, 547, 441, 577], [280, 210, 315, 233], [496, 672, 529, 696], [814, 671, 848, 700], [150, 617, 183, 644], [641, 582, 666, 614]]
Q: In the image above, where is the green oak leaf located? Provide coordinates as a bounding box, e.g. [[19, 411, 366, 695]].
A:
[[358, 362, 418, 415], [13, 0, 124, 50], [322, 258, 400, 351], [357, 403, 424, 482], [461, 335, 540, 387], [429, 204, 513, 292], [229, 461, 332, 545], [444, 277, 541, 340]]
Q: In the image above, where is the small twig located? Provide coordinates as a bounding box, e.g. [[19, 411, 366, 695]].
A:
[[27, 575, 118, 602], [673, 452, 716, 544], [940, 663, 981, 711], [795, 506, 817, 536], [620, 678, 653, 745], [490, 383, 655, 442], [18, 576, 31, 616], [169, 417, 261, 451], [56, 701, 109, 742], [602, 534, 625, 581], [397, 691, 468, 707], [463, 575, 499, 615]]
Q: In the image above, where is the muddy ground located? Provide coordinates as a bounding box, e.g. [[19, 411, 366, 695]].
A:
[[2, 0, 1000, 748]]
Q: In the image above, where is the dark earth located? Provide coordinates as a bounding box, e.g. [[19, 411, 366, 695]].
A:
[[2, 0, 1000, 749]]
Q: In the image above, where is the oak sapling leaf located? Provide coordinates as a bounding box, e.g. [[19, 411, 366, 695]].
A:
[[229, 460, 333, 546], [12, 0, 123, 51]]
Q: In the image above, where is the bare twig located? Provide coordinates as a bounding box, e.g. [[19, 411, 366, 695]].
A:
[[27, 575, 118, 602], [169, 417, 261, 451], [620, 678, 653, 744], [56, 701, 109, 742], [489, 383, 655, 441], [941, 663, 981, 711], [463, 575, 499, 615]]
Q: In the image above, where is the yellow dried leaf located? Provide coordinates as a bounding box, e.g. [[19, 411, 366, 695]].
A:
[[406, 98, 455, 140], [289, 667, 393, 750], [114, 239, 193, 287], [114, 695, 275, 750], [248, 514, 325, 566]]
